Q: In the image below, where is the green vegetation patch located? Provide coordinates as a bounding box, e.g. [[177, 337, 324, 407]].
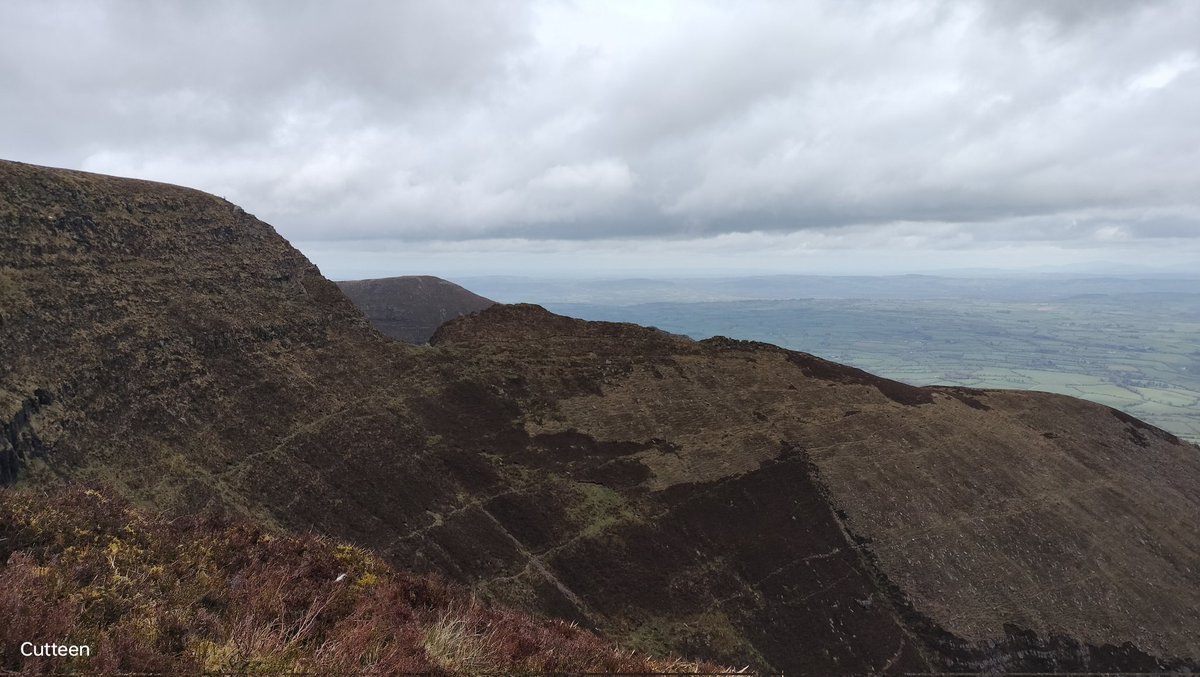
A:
[[568, 481, 643, 538], [623, 612, 767, 669]]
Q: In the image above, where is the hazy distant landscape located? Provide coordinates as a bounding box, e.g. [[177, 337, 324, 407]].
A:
[[465, 276, 1200, 442]]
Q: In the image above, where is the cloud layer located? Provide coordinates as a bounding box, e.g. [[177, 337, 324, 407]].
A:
[[2, 0, 1198, 272]]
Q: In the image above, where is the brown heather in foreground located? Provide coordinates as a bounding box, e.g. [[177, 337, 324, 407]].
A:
[[0, 486, 726, 675]]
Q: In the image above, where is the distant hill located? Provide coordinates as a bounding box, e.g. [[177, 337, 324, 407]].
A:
[[3, 159, 1200, 675], [336, 276, 494, 343]]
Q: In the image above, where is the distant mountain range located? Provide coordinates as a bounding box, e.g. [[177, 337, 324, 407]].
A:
[[3, 159, 1199, 675], [458, 273, 1200, 305]]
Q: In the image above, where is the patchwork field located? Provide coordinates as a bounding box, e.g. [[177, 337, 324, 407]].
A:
[[548, 293, 1200, 442]]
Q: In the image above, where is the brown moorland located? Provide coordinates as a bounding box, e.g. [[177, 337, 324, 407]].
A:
[[2, 159, 1199, 675]]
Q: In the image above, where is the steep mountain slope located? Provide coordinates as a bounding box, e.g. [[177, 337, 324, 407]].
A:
[[3, 160, 1199, 675], [336, 276, 495, 343], [0, 160, 400, 513]]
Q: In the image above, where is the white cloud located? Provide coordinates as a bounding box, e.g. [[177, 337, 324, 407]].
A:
[[1129, 52, 1199, 91]]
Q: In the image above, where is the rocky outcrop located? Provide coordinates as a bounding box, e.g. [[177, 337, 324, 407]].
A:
[[0, 389, 53, 484]]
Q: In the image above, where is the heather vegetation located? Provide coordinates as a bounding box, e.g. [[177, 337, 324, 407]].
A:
[[0, 486, 722, 675]]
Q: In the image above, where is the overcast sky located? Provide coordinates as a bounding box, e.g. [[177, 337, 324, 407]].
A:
[[2, 0, 1199, 278]]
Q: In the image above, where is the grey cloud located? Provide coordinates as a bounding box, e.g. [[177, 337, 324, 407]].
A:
[[979, 0, 1171, 32], [0, 0, 1198, 252], [1, 0, 530, 158]]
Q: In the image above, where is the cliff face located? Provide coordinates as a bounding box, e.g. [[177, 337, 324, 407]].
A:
[[336, 276, 494, 344], [3, 160, 1199, 675]]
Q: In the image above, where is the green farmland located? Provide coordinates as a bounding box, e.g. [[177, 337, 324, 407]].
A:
[[548, 293, 1200, 442]]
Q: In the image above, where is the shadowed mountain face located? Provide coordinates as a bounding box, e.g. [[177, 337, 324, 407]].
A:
[[336, 276, 495, 344], [3, 160, 1199, 675]]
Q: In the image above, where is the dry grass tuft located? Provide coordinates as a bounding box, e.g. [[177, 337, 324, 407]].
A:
[[422, 610, 495, 672]]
